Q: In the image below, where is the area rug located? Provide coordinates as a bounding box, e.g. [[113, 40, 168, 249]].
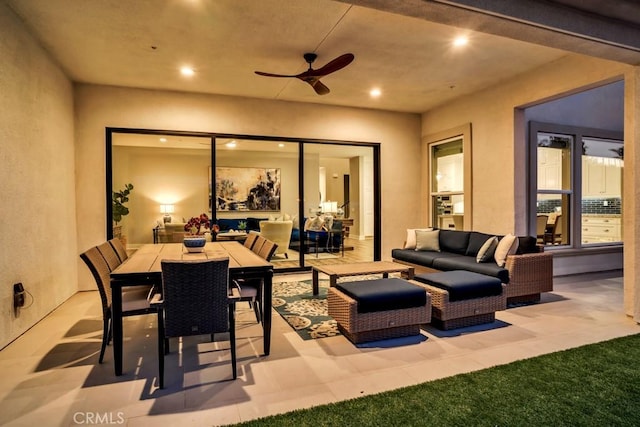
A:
[[272, 278, 341, 340]]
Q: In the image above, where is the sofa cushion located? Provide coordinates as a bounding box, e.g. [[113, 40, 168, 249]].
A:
[[516, 236, 538, 254], [476, 236, 499, 263], [414, 270, 503, 302], [494, 233, 519, 267], [246, 217, 267, 231], [415, 229, 440, 252], [466, 232, 495, 256], [216, 218, 240, 231], [404, 228, 432, 249], [392, 248, 462, 268], [439, 229, 471, 255], [336, 278, 427, 313], [431, 256, 510, 283]]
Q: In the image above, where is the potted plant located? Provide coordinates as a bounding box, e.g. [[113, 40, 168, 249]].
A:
[[112, 183, 134, 242]]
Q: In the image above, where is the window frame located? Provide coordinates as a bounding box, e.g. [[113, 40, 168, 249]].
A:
[[528, 121, 623, 249]]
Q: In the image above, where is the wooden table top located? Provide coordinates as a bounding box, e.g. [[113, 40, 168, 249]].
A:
[[112, 242, 271, 276], [312, 261, 412, 276]]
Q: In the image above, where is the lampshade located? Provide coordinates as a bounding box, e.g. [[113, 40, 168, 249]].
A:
[[160, 204, 175, 214], [320, 201, 337, 213]]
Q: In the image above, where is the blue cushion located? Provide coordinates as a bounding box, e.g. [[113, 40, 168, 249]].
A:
[[336, 278, 427, 313], [414, 270, 502, 302], [439, 230, 471, 255], [216, 218, 240, 231], [391, 249, 463, 269]]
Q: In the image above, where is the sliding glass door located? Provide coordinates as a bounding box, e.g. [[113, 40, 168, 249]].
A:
[[108, 128, 380, 271]]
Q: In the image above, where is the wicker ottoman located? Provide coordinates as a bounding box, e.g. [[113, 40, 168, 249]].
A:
[[327, 278, 431, 344], [414, 270, 507, 331]]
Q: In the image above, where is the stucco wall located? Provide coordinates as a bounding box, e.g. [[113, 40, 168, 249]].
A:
[[0, 4, 76, 349], [74, 84, 422, 289]]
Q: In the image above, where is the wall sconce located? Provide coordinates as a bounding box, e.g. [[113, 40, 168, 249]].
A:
[[160, 204, 175, 223]]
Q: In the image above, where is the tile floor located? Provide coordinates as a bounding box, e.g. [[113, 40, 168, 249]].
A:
[[0, 270, 637, 426]]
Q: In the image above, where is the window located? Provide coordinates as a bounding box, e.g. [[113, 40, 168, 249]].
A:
[[431, 138, 464, 230], [529, 122, 623, 248]]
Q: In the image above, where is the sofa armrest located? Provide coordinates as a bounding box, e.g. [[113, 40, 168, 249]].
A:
[[505, 252, 554, 298]]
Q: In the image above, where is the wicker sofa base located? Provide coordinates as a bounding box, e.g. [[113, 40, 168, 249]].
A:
[[338, 324, 422, 344], [423, 283, 507, 331], [328, 283, 431, 344], [430, 313, 495, 330]]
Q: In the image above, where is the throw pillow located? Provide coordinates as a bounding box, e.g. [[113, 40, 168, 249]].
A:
[[494, 233, 519, 267], [304, 216, 324, 231], [415, 229, 440, 252], [404, 228, 432, 249], [476, 236, 499, 263]]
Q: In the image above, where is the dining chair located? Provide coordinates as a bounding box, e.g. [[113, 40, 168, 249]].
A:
[[108, 238, 128, 262], [536, 215, 548, 244], [235, 240, 277, 324], [257, 239, 278, 262], [152, 258, 239, 388], [553, 214, 563, 244], [243, 231, 259, 250], [80, 246, 160, 363], [97, 241, 122, 271], [251, 235, 267, 255]]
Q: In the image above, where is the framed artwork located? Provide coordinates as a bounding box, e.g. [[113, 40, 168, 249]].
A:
[[215, 167, 281, 211]]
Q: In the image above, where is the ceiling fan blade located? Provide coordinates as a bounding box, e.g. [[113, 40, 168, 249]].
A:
[[305, 53, 354, 77], [309, 80, 330, 95], [254, 71, 301, 78]]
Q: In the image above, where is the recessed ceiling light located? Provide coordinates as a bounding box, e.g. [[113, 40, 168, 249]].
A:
[[180, 66, 195, 77], [159, 137, 167, 143], [453, 36, 468, 47], [226, 141, 237, 148], [370, 88, 382, 98], [278, 143, 285, 148]]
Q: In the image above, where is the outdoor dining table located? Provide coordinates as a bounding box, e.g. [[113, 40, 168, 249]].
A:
[[109, 241, 273, 376]]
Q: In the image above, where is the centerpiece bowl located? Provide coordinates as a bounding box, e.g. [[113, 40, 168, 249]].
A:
[[183, 236, 206, 253]]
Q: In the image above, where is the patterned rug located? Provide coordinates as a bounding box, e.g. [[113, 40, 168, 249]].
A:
[[272, 278, 341, 340]]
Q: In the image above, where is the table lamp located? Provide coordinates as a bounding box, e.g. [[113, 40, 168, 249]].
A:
[[160, 204, 174, 223]]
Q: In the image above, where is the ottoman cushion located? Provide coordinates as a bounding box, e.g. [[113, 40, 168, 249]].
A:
[[414, 270, 502, 302], [335, 278, 427, 313]]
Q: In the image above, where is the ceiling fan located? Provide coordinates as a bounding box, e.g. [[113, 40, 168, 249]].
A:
[[255, 52, 355, 95]]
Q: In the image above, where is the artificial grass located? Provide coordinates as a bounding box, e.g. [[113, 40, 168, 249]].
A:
[[234, 333, 640, 426]]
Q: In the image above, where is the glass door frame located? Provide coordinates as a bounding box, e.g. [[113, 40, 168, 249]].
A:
[[106, 127, 382, 269]]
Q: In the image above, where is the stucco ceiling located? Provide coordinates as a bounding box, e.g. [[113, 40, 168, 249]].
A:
[[6, 0, 637, 113]]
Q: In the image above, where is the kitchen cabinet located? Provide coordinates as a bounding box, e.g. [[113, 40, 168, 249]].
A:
[[582, 157, 622, 197], [537, 147, 562, 191], [581, 215, 622, 244]]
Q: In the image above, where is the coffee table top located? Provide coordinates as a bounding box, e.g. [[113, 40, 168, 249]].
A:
[[313, 261, 412, 276]]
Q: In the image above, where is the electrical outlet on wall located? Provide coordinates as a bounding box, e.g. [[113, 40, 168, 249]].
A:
[[13, 283, 25, 313]]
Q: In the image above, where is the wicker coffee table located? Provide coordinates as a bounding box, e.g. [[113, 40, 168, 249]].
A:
[[311, 261, 414, 295]]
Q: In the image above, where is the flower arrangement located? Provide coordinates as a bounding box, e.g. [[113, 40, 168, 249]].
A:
[[184, 213, 213, 235]]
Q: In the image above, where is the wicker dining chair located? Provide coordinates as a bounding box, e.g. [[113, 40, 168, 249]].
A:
[[153, 258, 239, 388], [243, 231, 259, 250], [97, 241, 122, 271], [251, 235, 267, 255], [235, 240, 277, 324], [80, 246, 159, 363], [257, 240, 278, 262], [108, 238, 129, 262]]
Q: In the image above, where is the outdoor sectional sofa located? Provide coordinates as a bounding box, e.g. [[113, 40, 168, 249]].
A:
[[392, 229, 553, 304]]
